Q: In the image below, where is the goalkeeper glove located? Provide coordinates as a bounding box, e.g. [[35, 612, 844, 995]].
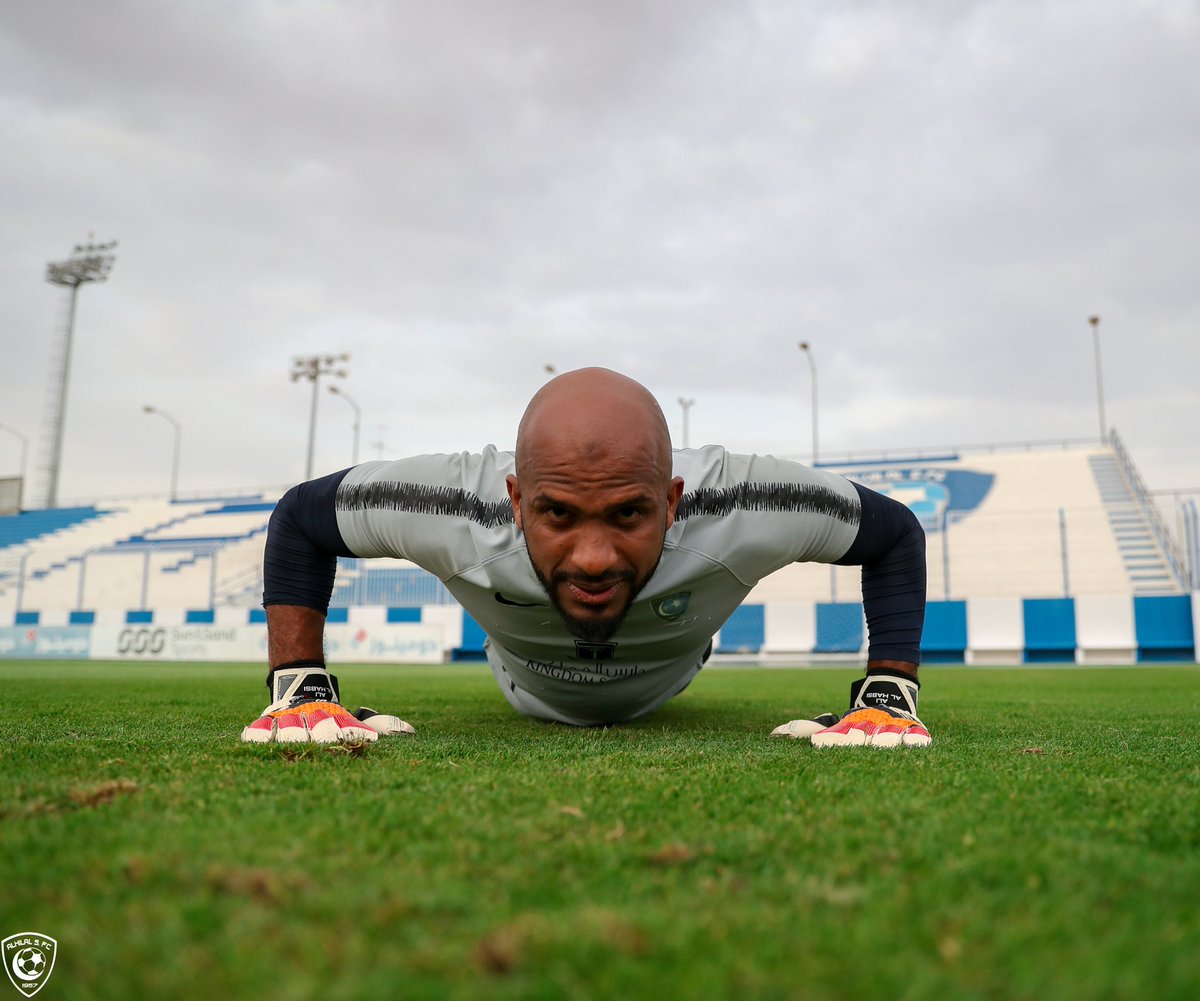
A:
[[240, 661, 415, 744], [770, 670, 931, 748]]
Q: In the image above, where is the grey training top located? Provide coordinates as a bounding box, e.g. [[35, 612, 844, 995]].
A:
[[329, 445, 861, 721]]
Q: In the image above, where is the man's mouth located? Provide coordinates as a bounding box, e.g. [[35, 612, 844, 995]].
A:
[[565, 580, 623, 606], [539, 568, 643, 643], [554, 572, 632, 611]]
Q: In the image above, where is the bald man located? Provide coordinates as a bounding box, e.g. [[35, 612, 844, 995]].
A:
[[243, 368, 931, 747]]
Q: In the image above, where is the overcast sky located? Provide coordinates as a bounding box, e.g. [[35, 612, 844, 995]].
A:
[[1, 0, 1197, 508]]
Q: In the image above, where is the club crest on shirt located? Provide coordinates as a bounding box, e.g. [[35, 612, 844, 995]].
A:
[[651, 592, 691, 620]]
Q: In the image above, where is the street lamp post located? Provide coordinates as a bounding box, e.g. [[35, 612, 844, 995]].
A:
[[0, 423, 29, 510], [371, 425, 389, 460], [142, 406, 182, 501], [290, 354, 349, 479], [677, 397, 695, 449], [798, 341, 818, 464], [1087, 316, 1107, 441], [43, 238, 118, 507], [328, 384, 362, 466]]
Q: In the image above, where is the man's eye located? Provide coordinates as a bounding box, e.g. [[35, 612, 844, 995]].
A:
[[615, 507, 644, 524]]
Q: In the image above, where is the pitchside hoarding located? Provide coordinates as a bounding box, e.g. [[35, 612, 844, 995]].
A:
[[90, 623, 267, 661], [0, 626, 92, 659], [0, 623, 446, 662]]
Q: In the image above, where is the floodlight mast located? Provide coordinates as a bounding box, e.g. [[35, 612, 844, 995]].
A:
[[42, 238, 117, 507], [290, 354, 349, 479]]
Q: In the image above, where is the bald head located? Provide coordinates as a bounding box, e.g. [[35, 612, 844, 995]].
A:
[[515, 368, 673, 484], [507, 368, 684, 643]]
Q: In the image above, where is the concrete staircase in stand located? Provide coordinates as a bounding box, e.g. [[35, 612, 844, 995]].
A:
[[1088, 454, 1177, 594]]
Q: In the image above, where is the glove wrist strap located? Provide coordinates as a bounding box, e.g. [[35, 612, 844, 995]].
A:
[[265, 662, 340, 708], [266, 659, 327, 691], [850, 670, 921, 717]]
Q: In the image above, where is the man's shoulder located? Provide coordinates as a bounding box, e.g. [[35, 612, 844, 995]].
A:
[[337, 448, 514, 510], [672, 447, 859, 520], [332, 447, 520, 567]]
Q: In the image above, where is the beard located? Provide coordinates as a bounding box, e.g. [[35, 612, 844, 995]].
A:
[[530, 557, 660, 644]]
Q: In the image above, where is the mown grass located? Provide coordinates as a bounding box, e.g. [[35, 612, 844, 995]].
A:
[[2, 661, 1198, 1001]]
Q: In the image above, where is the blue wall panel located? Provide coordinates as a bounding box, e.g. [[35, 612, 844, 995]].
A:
[[815, 602, 864, 653], [717, 604, 765, 653], [1133, 595, 1194, 662], [454, 612, 489, 660], [921, 600, 967, 663], [1022, 598, 1076, 663]]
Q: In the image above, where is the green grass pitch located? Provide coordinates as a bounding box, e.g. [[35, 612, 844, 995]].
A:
[[2, 660, 1198, 1001]]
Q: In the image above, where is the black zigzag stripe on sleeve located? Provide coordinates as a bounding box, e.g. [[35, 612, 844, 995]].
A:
[[336, 481, 515, 529], [674, 482, 860, 524]]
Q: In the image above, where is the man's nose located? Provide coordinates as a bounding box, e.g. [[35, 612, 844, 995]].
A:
[[569, 522, 620, 577]]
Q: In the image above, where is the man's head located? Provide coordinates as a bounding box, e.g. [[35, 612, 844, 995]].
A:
[[507, 367, 685, 643]]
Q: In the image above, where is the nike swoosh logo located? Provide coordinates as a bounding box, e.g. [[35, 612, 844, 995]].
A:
[[494, 592, 546, 607]]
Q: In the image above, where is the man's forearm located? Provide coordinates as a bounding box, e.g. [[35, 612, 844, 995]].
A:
[[834, 483, 927, 666], [266, 605, 327, 668]]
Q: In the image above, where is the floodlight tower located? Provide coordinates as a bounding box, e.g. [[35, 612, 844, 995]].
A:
[[43, 238, 118, 507], [290, 354, 349, 479]]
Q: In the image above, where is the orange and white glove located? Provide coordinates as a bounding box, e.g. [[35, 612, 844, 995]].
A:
[[770, 670, 931, 748], [240, 661, 415, 744]]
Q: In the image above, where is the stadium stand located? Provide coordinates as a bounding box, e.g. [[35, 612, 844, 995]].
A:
[[0, 495, 279, 616], [0, 436, 1195, 664], [749, 435, 1190, 606], [329, 559, 455, 608]]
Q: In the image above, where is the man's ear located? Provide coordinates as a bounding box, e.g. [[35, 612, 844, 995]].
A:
[[506, 474, 524, 530], [665, 476, 685, 526]]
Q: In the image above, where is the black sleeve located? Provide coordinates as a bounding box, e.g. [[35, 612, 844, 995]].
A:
[[833, 481, 926, 664], [262, 468, 357, 612]]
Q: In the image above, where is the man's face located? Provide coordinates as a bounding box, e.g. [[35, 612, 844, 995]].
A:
[[507, 452, 684, 644]]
